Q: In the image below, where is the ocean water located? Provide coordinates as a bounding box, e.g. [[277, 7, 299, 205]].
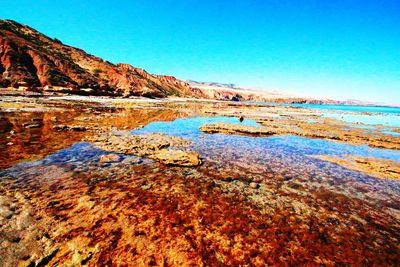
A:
[[245, 102, 400, 127], [321, 113, 400, 127], [289, 104, 400, 114]]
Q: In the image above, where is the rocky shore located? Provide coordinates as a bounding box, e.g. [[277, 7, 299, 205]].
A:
[[1, 95, 399, 266]]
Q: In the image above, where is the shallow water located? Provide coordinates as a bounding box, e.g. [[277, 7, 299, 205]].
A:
[[244, 102, 400, 114], [322, 112, 400, 127], [291, 104, 400, 114], [383, 131, 400, 136], [134, 116, 400, 162]]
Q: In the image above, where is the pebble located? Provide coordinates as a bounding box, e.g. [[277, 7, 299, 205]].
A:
[[0, 207, 14, 219], [23, 124, 42, 129], [249, 182, 260, 189], [99, 153, 122, 163]]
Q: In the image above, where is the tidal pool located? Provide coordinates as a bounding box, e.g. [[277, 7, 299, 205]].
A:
[[134, 116, 400, 161]]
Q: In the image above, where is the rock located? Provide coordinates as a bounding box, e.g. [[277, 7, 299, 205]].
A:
[[200, 122, 277, 136], [249, 182, 260, 189], [70, 126, 87, 131], [87, 132, 201, 167], [153, 150, 201, 167], [16, 210, 34, 230], [53, 125, 87, 131], [0, 207, 14, 219], [99, 154, 122, 163], [23, 123, 42, 129], [87, 132, 191, 156]]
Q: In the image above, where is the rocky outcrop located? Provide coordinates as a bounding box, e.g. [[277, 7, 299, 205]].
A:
[[310, 155, 400, 180], [0, 20, 198, 97], [153, 150, 201, 167], [87, 132, 201, 166], [200, 122, 277, 136]]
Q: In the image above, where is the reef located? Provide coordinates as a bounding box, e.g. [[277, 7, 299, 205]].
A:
[[86, 132, 201, 167], [310, 155, 400, 180]]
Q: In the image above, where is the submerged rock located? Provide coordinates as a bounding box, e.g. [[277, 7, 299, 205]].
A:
[[310, 154, 400, 180], [87, 132, 201, 167], [99, 153, 122, 163], [154, 150, 201, 167], [200, 122, 277, 136]]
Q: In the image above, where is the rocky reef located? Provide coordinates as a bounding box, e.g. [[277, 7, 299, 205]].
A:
[[310, 155, 400, 180], [200, 122, 277, 136], [86, 132, 201, 167]]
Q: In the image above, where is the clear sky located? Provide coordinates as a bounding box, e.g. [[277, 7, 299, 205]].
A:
[[1, 0, 400, 104]]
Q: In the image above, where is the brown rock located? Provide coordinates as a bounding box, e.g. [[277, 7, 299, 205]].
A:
[[53, 125, 87, 131], [87, 132, 201, 167], [153, 150, 201, 167], [99, 153, 121, 163], [200, 122, 277, 136], [249, 182, 260, 189], [23, 123, 42, 129]]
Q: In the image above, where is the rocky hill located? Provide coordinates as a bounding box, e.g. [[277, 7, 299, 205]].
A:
[[0, 19, 198, 97], [0, 20, 375, 105], [187, 80, 309, 102]]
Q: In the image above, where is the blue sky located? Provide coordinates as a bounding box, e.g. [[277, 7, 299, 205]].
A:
[[1, 0, 400, 103]]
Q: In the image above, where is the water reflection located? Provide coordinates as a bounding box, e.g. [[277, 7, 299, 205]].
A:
[[0, 108, 184, 169]]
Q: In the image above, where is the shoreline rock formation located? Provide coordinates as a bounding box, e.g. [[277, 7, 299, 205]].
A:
[[86, 132, 201, 167], [200, 122, 278, 136]]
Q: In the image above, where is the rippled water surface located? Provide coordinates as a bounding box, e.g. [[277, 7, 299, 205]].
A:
[[134, 116, 400, 161]]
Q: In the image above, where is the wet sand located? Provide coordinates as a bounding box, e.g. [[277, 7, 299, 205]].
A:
[[0, 95, 399, 266]]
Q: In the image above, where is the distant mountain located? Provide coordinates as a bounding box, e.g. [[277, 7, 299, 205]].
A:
[[187, 80, 306, 102], [186, 80, 240, 90], [0, 19, 197, 97]]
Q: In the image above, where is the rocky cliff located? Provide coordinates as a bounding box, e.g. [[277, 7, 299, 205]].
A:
[[0, 20, 197, 97]]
